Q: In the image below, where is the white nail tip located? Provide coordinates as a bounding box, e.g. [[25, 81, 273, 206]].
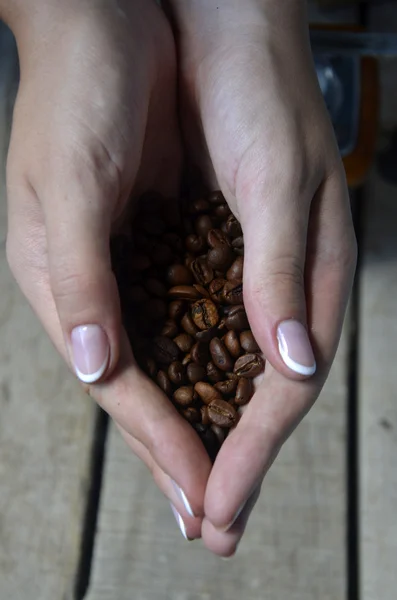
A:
[[75, 349, 109, 383], [170, 504, 188, 540], [171, 480, 195, 518], [277, 337, 316, 376]]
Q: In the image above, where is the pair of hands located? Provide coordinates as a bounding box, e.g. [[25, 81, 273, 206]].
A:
[[4, 0, 356, 556]]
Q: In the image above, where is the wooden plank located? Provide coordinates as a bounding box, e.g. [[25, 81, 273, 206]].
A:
[[0, 27, 97, 599], [359, 170, 397, 600], [87, 326, 348, 600]]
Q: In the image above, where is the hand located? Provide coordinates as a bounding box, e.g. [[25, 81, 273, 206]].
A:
[[169, 0, 357, 555], [5, 0, 211, 535]]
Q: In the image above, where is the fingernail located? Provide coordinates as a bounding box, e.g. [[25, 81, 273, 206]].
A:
[[171, 479, 195, 517], [170, 503, 189, 540], [218, 502, 245, 533], [277, 320, 316, 376], [71, 324, 110, 383]]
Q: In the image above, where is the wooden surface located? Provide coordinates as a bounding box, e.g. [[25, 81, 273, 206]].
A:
[[359, 170, 397, 600], [85, 330, 348, 600]]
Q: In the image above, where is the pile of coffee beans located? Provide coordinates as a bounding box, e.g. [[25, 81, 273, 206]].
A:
[[111, 190, 265, 461]]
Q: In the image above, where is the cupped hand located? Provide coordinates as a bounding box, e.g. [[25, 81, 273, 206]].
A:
[[170, 0, 357, 555], [5, 0, 211, 536]]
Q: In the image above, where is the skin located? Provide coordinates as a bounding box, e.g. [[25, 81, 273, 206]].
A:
[[3, 0, 356, 557]]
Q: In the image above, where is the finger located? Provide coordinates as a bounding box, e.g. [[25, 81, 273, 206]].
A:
[[205, 169, 356, 530], [116, 423, 203, 540]]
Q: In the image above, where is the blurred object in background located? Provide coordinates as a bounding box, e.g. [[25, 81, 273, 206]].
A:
[[0, 20, 18, 167]]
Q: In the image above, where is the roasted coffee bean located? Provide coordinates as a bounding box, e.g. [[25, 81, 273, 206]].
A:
[[226, 372, 239, 381], [223, 330, 242, 358], [206, 361, 224, 383], [209, 337, 233, 372], [235, 377, 254, 406], [184, 253, 195, 269], [208, 190, 225, 204], [191, 257, 214, 286], [168, 361, 186, 385], [225, 305, 249, 331], [195, 215, 214, 238], [234, 353, 264, 378], [161, 319, 179, 338], [173, 333, 194, 353], [143, 357, 157, 378], [232, 236, 244, 249], [129, 253, 151, 271], [156, 370, 173, 396], [240, 330, 260, 353], [169, 300, 186, 321], [182, 407, 201, 424], [211, 424, 226, 445], [144, 278, 167, 298], [181, 312, 199, 336], [191, 341, 210, 366], [168, 285, 201, 300], [140, 215, 166, 236], [152, 336, 180, 364], [193, 284, 210, 298], [185, 234, 206, 254], [182, 353, 192, 366], [127, 284, 149, 304], [145, 298, 167, 320], [214, 378, 238, 396], [173, 386, 196, 407], [197, 426, 219, 463], [213, 203, 232, 219], [208, 398, 237, 428], [223, 280, 243, 305], [207, 245, 234, 270], [225, 214, 242, 238], [208, 278, 227, 303], [187, 363, 206, 384], [195, 325, 218, 342], [167, 264, 194, 286], [191, 299, 219, 330], [194, 382, 223, 405], [189, 198, 210, 214], [226, 256, 244, 282], [207, 228, 230, 248], [162, 232, 184, 253], [201, 405, 210, 425], [149, 241, 174, 266]]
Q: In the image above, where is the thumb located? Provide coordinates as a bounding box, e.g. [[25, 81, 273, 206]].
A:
[[240, 188, 316, 380], [43, 167, 122, 384]]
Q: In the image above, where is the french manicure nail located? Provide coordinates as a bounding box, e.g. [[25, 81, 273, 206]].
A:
[[218, 502, 246, 533], [171, 479, 195, 517], [277, 320, 316, 376], [170, 503, 189, 540], [71, 324, 110, 383]]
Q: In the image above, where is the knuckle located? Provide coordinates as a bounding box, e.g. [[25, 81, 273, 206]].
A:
[[50, 269, 93, 305], [247, 256, 305, 304]]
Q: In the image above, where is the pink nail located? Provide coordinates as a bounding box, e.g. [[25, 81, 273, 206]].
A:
[[277, 320, 316, 376], [71, 324, 109, 383]]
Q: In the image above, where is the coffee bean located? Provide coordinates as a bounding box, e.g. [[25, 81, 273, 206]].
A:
[[206, 361, 224, 383], [195, 215, 214, 238], [184, 253, 195, 269], [161, 319, 179, 338], [145, 298, 167, 320], [189, 198, 210, 214], [213, 203, 232, 218], [207, 245, 234, 270], [194, 382, 223, 405], [226, 372, 238, 381], [187, 363, 206, 384], [152, 336, 180, 364], [182, 353, 192, 366], [234, 353, 264, 378], [223, 330, 242, 358], [162, 232, 184, 253], [231, 236, 244, 249], [201, 405, 210, 425], [225, 305, 249, 331], [182, 407, 201, 424], [191, 341, 210, 366], [193, 284, 210, 298], [225, 214, 242, 238], [208, 278, 227, 303], [235, 377, 254, 406], [223, 280, 243, 305], [214, 379, 238, 396], [140, 215, 166, 236], [195, 325, 218, 342], [168, 285, 201, 300], [191, 257, 214, 286], [191, 299, 219, 330], [208, 398, 237, 428], [149, 242, 174, 266], [167, 264, 194, 286], [143, 357, 157, 378], [208, 190, 225, 204], [207, 229, 230, 248], [174, 333, 194, 353], [129, 253, 151, 271], [226, 256, 244, 282], [185, 234, 206, 254], [169, 300, 186, 321], [156, 370, 173, 396], [240, 330, 260, 353], [209, 337, 233, 372], [211, 424, 226, 445], [181, 312, 199, 336], [168, 361, 186, 385], [173, 386, 196, 407], [144, 278, 167, 298], [196, 425, 219, 463]]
